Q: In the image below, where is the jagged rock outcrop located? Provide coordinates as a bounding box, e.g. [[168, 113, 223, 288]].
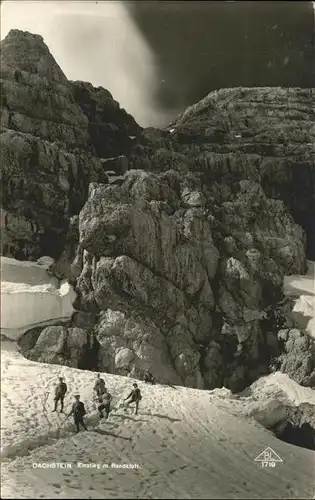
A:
[[130, 87, 315, 259], [3, 30, 314, 391], [0, 30, 141, 260], [94, 309, 182, 384], [29, 169, 306, 390], [19, 324, 99, 370], [71, 172, 305, 390], [276, 329, 315, 387], [238, 374, 315, 450], [69, 81, 141, 159], [77, 169, 220, 387]]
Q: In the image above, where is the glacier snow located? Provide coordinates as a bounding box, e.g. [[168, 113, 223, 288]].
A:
[[1, 257, 76, 340]]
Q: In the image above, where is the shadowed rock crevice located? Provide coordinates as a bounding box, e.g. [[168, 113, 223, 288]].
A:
[[240, 383, 315, 452], [272, 402, 315, 451], [77, 333, 100, 371], [275, 422, 315, 451], [69, 81, 142, 159]]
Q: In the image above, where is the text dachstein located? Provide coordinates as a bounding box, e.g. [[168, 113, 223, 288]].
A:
[[32, 462, 140, 469]]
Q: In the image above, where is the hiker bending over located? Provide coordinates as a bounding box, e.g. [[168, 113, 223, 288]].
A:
[[124, 383, 142, 415], [98, 388, 112, 419], [144, 369, 155, 385], [52, 377, 67, 413], [67, 395, 87, 433], [94, 373, 106, 401]]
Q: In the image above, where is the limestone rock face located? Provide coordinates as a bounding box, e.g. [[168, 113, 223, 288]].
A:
[[277, 329, 315, 387], [0, 30, 141, 260], [76, 169, 219, 386], [4, 30, 314, 391], [286, 403, 315, 433], [1, 131, 105, 258], [1, 30, 88, 147], [1, 30, 68, 84], [22, 324, 99, 370], [70, 81, 141, 159], [95, 309, 181, 383], [62, 168, 304, 390], [132, 87, 315, 259], [25, 325, 69, 365]]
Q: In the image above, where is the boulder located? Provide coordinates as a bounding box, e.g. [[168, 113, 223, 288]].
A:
[[277, 328, 315, 387], [95, 309, 182, 384]]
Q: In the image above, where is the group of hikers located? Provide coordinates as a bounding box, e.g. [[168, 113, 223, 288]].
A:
[[53, 369, 155, 433]]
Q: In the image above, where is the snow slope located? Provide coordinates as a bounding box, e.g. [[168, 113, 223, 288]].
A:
[[283, 260, 315, 339], [1, 257, 57, 286], [1, 341, 315, 500], [0, 257, 76, 340]]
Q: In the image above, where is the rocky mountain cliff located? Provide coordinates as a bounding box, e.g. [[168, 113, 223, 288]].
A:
[[1, 29, 141, 260], [1, 30, 314, 391]]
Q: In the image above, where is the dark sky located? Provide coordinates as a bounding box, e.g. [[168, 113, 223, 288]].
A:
[[1, 0, 314, 126], [128, 1, 314, 115]]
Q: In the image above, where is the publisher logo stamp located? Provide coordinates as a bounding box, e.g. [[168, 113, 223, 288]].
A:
[[254, 447, 283, 468]]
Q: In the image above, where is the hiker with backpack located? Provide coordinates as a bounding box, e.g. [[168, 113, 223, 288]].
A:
[[94, 373, 106, 402], [98, 388, 112, 420], [52, 377, 67, 413], [67, 395, 88, 433], [124, 383, 142, 415], [144, 369, 156, 385]]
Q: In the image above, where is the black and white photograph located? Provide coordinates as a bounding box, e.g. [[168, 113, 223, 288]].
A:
[[0, 0, 314, 498]]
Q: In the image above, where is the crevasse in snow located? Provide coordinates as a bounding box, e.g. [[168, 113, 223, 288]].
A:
[[0, 257, 77, 340]]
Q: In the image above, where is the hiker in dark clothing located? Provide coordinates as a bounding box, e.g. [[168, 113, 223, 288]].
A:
[[124, 383, 142, 415], [144, 369, 155, 385], [67, 395, 88, 433], [98, 388, 112, 419], [52, 377, 67, 413], [94, 373, 106, 402]]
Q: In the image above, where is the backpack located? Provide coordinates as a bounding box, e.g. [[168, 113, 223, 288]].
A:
[[56, 382, 67, 397], [135, 388, 142, 401], [79, 402, 86, 416], [61, 382, 67, 395]]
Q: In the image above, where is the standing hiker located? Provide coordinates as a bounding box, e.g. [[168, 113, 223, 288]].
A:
[[67, 395, 88, 433], [124, 383, 142, 415], [98, 388, 112, 420], [144, 369, 156, 385], [94, 373, 106, 402], [52, 377, 67, 413]]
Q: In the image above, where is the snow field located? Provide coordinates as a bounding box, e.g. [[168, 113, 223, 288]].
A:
[[1, 341, 315, 499]]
